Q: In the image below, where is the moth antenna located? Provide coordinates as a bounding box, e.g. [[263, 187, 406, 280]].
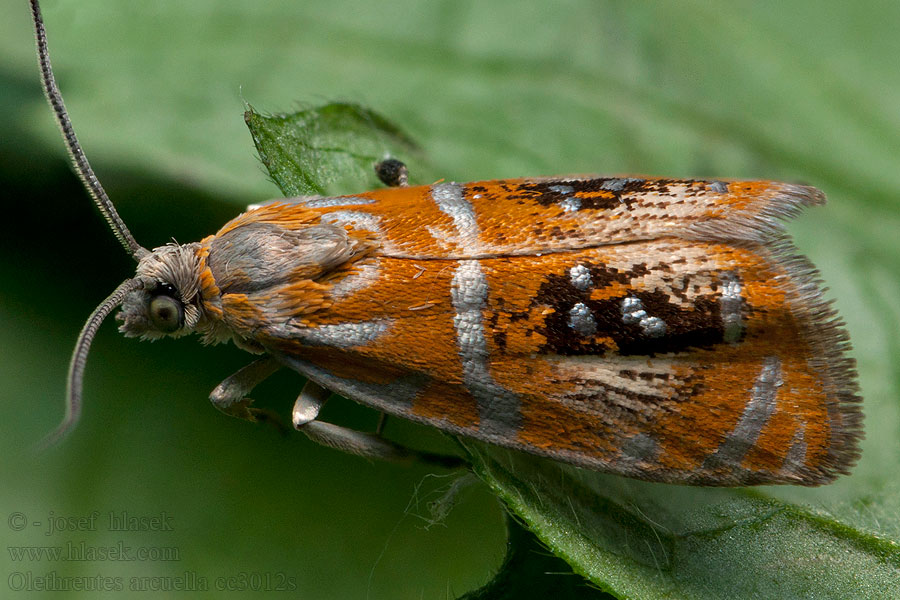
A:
[[29, 0, 148, 260], [37, 279, 144, 449]]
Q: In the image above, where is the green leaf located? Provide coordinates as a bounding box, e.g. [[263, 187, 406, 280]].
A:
[[464, 442, 900, 599], [245, 103, 423, 197], [460, 513, 610, 600]]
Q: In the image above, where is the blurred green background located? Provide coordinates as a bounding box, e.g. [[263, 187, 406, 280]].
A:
[[2, 1, 899, 598]]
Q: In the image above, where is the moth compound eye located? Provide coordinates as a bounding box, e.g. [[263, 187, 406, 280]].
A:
[[148, 295, 183, 333]]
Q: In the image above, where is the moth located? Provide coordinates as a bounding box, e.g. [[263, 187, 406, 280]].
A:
[[30, 0, 862, 486]]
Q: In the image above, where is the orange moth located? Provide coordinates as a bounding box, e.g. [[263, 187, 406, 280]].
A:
[[30, 0, 861, 486]]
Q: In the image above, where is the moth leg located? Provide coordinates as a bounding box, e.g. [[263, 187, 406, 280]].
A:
[[374, 158, 409, 187], [375, 412, 388, 435], [209, 356, 282, 422], [292, 379, 408, 460], [294, 380, 465, 469]]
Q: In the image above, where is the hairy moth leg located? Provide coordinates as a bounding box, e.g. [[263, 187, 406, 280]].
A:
[[295, 380, 464, 469], [291, 379, 331, 427], [209, 356, 282, 421]]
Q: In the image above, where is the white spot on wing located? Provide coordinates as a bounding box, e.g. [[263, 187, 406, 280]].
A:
[[568, 302, 597, 336], [641, 316, 666, 337], [707, 180, 729, 194], [719, 271, 744, 343], [569, 264, 593, 291], [621, 296, 666, 338], [600, 177, 640, 193], [558, 197, 582, 212], [548, 184, 581, 212]]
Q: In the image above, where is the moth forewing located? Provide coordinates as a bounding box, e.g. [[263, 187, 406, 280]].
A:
[[193, 179, 861, 486]]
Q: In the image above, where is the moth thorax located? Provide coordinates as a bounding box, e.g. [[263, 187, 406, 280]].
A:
[[117, 243, 204, 339]]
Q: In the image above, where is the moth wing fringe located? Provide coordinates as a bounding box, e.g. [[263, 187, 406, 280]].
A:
[[685, 183, 825, 245]]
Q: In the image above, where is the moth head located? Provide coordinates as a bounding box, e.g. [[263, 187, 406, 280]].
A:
[[43, 242, 208, 449], [117, 244, 204, 340], [30, 0, 209, 447]]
